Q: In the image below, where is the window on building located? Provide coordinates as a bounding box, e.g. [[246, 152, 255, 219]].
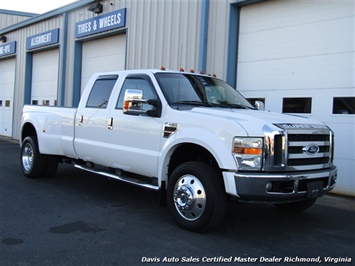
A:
[[86, 75, 118, 108], [5, 100, 10, 107], [333, 97, 355, 114], [282, 97, 312, 113], [32, 100, 38, 105], [42, 100, 50, 106], [0, 100, 2, 107]]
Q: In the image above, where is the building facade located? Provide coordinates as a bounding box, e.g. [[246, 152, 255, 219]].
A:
[[0, 0, 354, 196]]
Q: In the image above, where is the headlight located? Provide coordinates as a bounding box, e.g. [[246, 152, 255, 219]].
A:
[[233, 137, 263, 171]]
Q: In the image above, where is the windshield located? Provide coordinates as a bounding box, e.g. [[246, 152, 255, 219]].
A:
[[155, 73, 254, 109]]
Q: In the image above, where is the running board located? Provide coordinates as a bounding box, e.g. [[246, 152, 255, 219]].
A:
[[74, 164, 160, 191]]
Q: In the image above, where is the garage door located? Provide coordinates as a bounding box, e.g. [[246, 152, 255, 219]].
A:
[[0, 58, 15, 137], [236, 0, 354, 196], [31, 49, 59, 106], [81, 34, 126, 93]]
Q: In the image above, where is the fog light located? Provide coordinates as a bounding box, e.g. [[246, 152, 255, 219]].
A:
[[266, 182, 273, 192]]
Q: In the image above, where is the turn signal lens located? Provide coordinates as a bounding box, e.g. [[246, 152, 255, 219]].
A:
[[233, 147, 261, 154], [123, 100, 129, 112]]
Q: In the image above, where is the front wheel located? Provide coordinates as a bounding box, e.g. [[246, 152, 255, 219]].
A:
[[167, 162, 226, 232]]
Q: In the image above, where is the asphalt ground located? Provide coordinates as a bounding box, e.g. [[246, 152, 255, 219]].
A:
[[1, 137, 354, 265]]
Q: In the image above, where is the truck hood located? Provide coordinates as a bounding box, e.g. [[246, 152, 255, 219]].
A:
[[190, 107, 325, 136]]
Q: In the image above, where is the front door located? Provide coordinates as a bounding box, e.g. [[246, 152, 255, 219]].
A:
[[105, 74, 163, 177]]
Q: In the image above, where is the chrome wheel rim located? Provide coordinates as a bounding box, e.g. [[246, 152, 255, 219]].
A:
[[22, 143, 34, 172], [173, 174, 206, 221]]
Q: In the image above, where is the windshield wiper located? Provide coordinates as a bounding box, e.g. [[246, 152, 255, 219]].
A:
[[174, 101, 255, 109], [216, 102, 255, 109], [174, 101, 214, 107]]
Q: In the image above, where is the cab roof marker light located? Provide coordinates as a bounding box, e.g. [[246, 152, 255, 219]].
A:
[[190, 69, 195, 73], [179, 68, 184, 72], [161, 66, 166, 70]]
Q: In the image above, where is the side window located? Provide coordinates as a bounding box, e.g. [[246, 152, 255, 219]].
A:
[[116, 76, 158, 111], [86, 75, 118, 108]]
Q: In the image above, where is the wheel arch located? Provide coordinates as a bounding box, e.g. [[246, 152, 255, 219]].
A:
[[168, 143, 220, 176], [159, 139, 233, 189], [21, 122, 38, 144], [159, 129, 237, 186]]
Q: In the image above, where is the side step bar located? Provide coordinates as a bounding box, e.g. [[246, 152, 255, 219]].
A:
[[74, 164, 160, 191]]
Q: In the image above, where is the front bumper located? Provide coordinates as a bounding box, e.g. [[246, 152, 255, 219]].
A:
[[222, 166, 337, 201]]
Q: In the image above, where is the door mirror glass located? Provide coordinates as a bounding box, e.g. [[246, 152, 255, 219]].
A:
[[123, 89, 145, 114]]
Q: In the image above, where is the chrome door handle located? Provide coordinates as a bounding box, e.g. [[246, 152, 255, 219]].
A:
[[78, 115, 83, 126], [108, 117, 113, 130]]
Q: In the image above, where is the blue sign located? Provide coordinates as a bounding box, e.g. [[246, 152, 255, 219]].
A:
[[75, 8, 126, 38], [0, 41, 16, 57], [26, 29, 60, 50]]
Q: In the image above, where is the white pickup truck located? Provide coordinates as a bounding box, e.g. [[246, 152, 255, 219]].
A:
[[20, 69, 337, 231]]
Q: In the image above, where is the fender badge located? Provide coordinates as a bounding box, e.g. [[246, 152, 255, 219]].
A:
[[163, 122, 178, 138]]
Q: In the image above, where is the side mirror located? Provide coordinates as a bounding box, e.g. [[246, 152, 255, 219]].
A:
[[123, 89, 161, 117], [255, 100, 265, 111], [123, 89, 144, 114]]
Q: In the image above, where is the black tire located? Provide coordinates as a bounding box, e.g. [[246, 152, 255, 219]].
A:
[[167, 161, 226, 232], [21, 136, 46, 178], [274, 198, 317, 212]]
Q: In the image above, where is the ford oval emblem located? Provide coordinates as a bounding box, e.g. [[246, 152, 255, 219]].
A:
[[302, 144, 320, 155]]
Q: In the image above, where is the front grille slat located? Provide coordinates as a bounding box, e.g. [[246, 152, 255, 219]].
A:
[[288, 152, 330, 159], [288, 134, 329, 142]]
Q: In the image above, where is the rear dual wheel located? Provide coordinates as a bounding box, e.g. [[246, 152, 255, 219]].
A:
[[167, 162, 226, 232], [21, 136, 58, 178]]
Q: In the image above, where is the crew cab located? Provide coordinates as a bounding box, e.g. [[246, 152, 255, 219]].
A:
[[20, 69, 337, 231]]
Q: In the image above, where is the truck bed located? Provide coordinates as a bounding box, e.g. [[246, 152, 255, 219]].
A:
[[21, 105, 77, 158]]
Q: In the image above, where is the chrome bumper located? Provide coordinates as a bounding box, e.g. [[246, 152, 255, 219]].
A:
[[223, 166, 337, 201]]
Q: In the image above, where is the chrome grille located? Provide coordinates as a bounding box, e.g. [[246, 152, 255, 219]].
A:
[[263, 124, 334, 172], [286, 133, 331, 170]]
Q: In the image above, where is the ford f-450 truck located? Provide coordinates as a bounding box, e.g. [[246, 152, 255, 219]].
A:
[[20, 69, 337, 231]]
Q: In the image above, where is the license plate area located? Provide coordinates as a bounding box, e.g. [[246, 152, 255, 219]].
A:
[[307, 181, 324, 198]]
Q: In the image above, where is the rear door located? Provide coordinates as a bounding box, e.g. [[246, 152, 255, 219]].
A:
[[74, 75, 118, 166]]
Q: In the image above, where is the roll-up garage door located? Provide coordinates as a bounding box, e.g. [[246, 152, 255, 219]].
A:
[[81, 34, 126, 93], [237, 0, 353, 110], [236, 0, 354, 195], [0, 58, 15, 137], [31, 49, 59, 106]]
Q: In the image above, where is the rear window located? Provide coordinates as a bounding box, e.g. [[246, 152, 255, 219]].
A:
[[86, 75, 118, 108]]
